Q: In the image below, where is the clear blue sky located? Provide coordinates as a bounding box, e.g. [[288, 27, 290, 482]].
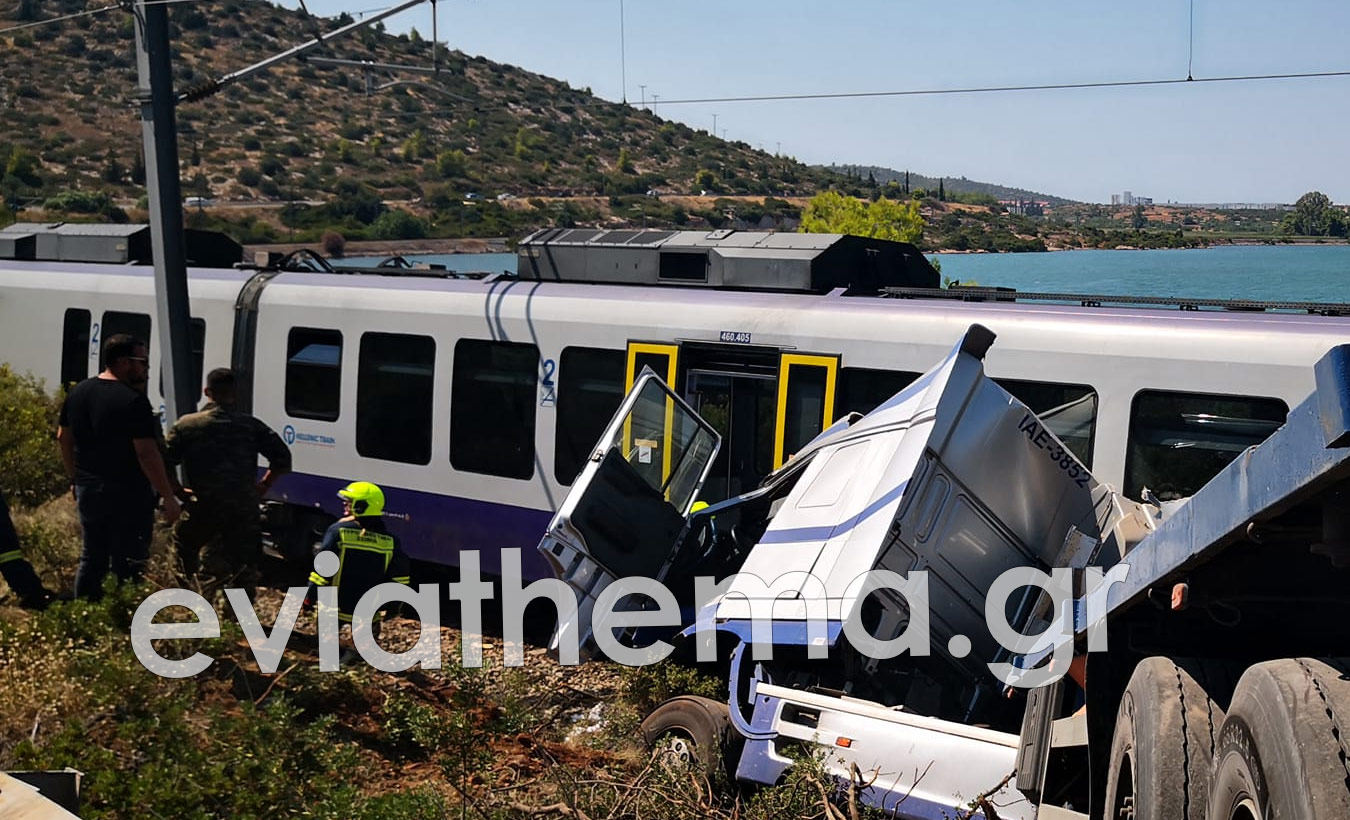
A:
[[285, 0, 1350, 204]]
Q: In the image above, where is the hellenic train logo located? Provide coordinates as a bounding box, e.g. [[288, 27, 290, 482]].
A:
[[283, 425, 336, 447]]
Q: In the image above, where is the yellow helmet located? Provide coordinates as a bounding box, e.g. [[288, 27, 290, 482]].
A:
[[337, 481, 385, 517], [691, 500, 710, 513]]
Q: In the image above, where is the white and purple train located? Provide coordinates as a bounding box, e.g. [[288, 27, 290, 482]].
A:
[[2, 225, 1347, 579]]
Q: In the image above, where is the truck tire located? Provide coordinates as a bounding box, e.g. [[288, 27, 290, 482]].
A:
[[1103, 657, 1223, 820], [1207, 658, 1350, 820], [640, 696, 731, 778]]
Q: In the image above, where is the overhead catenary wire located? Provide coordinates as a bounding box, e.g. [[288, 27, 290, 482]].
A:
[[0, 0, 208, 34], [0, 3, 117, 34], [557, 69, 1350, 108], [382, 67, 1350, 120]]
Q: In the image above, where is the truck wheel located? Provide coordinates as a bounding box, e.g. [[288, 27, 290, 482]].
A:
[[640, 696, 731, 778], [1207, 658, 1350, 820], [1103, 657, 1222, 820]]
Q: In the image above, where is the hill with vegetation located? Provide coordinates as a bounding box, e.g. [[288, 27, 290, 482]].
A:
[[0, 0, 863, 241], [4, 0, 1327, 253], [822, 165, 1077, 208]]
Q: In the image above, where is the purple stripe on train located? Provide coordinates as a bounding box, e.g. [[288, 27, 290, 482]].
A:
[[268, 471, 555, 579]]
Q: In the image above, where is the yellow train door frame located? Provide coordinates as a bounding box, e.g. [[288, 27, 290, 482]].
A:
[[624, 342, 680, 390], [624, 341, 681, 491], [773, 352, 840, 469]]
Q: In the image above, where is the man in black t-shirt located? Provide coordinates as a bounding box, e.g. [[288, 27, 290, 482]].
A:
[[58, 334, 182, 599]]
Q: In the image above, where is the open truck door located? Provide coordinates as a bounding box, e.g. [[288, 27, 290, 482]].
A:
[[537, 368, 721, 657]]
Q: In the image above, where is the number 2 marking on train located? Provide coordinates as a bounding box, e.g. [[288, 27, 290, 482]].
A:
[[540, 358, 557, 406], [90, 321, 100, 357]]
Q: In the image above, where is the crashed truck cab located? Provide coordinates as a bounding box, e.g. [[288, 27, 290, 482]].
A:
[[535, 324, 1160, 814]]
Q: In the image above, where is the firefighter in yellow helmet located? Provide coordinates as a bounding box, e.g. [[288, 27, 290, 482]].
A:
[[304, 481, 410, 629]]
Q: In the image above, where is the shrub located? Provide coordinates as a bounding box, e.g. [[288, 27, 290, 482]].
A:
[[321, 231, 345, 257], [259, 155, 286, 178], [371, 209, 427, 240], [0, 366, 66, 506], [236, 167, 261, 187]]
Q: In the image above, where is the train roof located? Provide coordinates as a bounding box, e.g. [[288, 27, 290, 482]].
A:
[[517, 227, 940, 293]]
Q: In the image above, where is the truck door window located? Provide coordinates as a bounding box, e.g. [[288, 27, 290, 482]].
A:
[[995, 378, 1098, 467]]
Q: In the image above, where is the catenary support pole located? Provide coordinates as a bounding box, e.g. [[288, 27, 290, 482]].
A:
[[134, 0, 195, 425]]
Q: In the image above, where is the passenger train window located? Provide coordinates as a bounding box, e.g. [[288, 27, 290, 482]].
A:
[[1125, 390, 1288, 502], [356, 332, 435, 465], [157, 319, 206, 400], [99, 311, 151, 370], [61, 308, 90, 388], [451, 339, 538, 480], [838, 367, 921, 416], [996, 379, 1098, 468], [554, 347, 625, 485], [286, 328, 343, 421]]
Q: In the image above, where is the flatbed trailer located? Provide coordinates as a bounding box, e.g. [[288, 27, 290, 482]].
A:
[[1013, 342, 1350, 820], [539, 330, 1350, 819]]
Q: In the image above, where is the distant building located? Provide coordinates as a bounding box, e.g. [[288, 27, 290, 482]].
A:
[[1110, 191, 1151, 207], [998, 199, 1045, 217]]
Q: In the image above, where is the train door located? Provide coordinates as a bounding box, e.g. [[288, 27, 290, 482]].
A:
[[774, 352, 840, 469], [681, 344, 778, 503], [623, 342, 840, 504]]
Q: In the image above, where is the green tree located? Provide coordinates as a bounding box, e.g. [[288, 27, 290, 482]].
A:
[[1289, 190, 1333, 235], [5, 147, 43, 188], [330, 178, 385, 223], [1130, 204, 1147, 230], [616, 147, 634, 174], [433, 149, 466, 179], [798, 191, 923, 243], [371, 209, 428, 240], [401, 129, 432, 162], [101, 149, 123, 184]]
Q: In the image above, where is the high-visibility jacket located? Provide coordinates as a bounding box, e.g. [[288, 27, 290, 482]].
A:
[[0, 489, 47, 603], [306, 516, 410, 621]]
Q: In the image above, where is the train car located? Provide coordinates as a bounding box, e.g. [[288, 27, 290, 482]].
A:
[[2, 226, 1348, 580]]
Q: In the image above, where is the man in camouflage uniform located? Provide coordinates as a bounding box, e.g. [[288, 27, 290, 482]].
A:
[[165, 367, 292, 600]]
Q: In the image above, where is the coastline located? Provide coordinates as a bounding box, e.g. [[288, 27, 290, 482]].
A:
[[932, 236, 1349, 254]]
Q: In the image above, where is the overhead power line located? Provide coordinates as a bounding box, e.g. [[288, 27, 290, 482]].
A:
[[0, 0, 207, 34], [595, 69, 1350, 107], [0, 3, 118, 34], [385, 67, 1350, 121]]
